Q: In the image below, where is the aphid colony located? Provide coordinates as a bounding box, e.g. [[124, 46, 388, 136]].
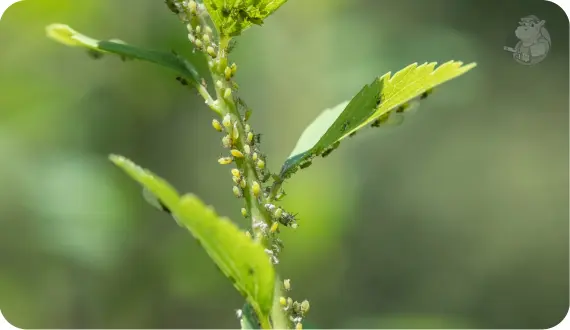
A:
[[278, 279, 310, 330]]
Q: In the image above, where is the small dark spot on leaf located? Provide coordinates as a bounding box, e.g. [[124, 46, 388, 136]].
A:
[[229, 276, 236, 284], [349, 131, 357, 137], [248, 267, 255, 276]]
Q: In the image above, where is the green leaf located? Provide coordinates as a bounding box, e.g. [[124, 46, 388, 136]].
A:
[[177, 194, 275, 328], [240, 303, 261, 329], [109, 154, 276, 327], [203, 0, 288, 37], [278, 61, 476, 180], [46, 24, 202, 86]]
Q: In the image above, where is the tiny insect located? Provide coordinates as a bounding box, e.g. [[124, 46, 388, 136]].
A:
[[299, 160, 312, 169], [176, 76, 189, 86], [86, 49, 104, 60]]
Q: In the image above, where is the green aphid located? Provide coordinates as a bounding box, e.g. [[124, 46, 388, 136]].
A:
[[420, 88, 434, 99], [299, 160, 312, 169], [164, 0, 179, 14], [86, 49, 104, 60]]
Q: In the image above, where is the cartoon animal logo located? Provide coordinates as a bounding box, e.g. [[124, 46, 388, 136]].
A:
[[504, 15, 551, 65]]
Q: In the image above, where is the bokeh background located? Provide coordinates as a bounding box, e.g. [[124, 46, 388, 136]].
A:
[[0, 0, 568, 328]]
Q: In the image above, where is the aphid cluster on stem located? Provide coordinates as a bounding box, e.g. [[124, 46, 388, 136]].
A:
[[278, 279, 310, 329]]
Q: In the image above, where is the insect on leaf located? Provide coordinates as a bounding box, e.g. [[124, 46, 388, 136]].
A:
[[46, 24, 202, 86], [278, 61, 476, 180]]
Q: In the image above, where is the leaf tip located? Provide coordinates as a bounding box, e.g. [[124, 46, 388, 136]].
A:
[[46, 23, 80, 46]]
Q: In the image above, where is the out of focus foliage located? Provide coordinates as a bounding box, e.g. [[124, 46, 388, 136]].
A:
[[0, 0, 567, 328]]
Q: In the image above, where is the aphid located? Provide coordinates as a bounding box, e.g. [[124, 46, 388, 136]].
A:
[[241, 208, 248, 217], [252, 152, 258, 161], [371, 112, 390, 127], [216, 80, 224, 89], [224, 66, 233, 81], [376, 93, 383, 106], [231, 149, 244, 158], [252, 181, 261, 197], [270, 222, 279, 233], [395, 103, 410, 113], [235, 309, 243, 319], [244, 144, 251, 155], [243, 109, 252, 122], [218, 157, 233, 165], [231, 63, 238, 75], [86, 49, 104, 60], [224, 88, 232, 99], [420, 88, 433, 99], [299, 160, 312, 169], [279, 297, 287, 307], [232, 123, 240, 140], [239, 179, 247, 189], [222, 135, 232, 148], [222, 114, 232, 128], [207, 46, 216, 58], [274, 208, 283, 219], [165, 0, 179, 14], [202, 33, 210, 44], [227, 39, 238, 53], [300, 300, 310, 314], [264, 203, 276, 212], [176, 76, 189, 86], [232, 186, 242, 198], [245, 124, 251, 133], [232, 176, 240, 185], [212, 119, 223, 132], [247, 132, 254, 145], [274, 190, 287, 201], [231, 168, 241, 178], [321, 147, 334, 158], [296, 323, 303, 330], [188, 0, 197, 14], [256, 159, 265, 170], [195, 39, 203, 49], [283, 279, 291, 291]]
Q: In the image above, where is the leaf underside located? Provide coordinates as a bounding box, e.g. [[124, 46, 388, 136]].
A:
[[204, 0, 288, 37], [109, 155, 275, 324], [279, 60, 477, 180], [45, 24, 202, 85]]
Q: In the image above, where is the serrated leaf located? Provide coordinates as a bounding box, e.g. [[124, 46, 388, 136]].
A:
[[204, 0, 288, 37], [46, 24, 202, 85], [109, 155, 275, 327], [177, 194, 275, 328], [279, 61, 476, 179]]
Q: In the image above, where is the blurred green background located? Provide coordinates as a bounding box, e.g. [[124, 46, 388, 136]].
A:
[[0, 0, 568, 328]]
